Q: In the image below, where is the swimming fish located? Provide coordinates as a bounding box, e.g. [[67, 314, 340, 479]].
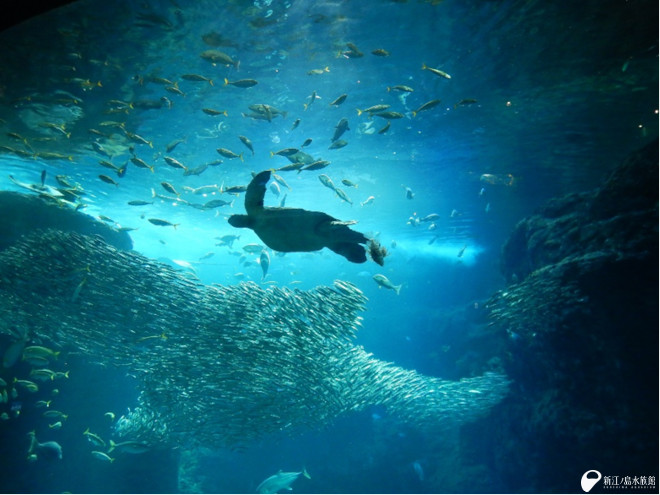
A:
[[373, 111, 404, 119], [107, 439, 151, 454], [91, 451, 114, 462], [200, 49, 238, 67], [98, 175, 119, 187], [216, 148, 243, 161], [297, 161, 330, 173], [28, 431, 62, 460], [334, 188, 352, 204], [356, 104, 390, 116], [181, 73, 213, 85], [307, 67, 329, 75], [259, 250, 270, 281], [331, 118, 350, 142], [148, 218, 179, 229], [372, 274, 402, 295], [343, 42, 363, 58], [360, 196, 375, 207], [163, 156, 187, 171], [412, 99, 442, 117], [23, 346, 60, 361], [202, 108, 228, 116], [224, 78, 258, 88], [387, 85, 414, 93], [304, 90, 320, 111], [270, 148, 299, 158], [329, 94, 347, 106], [129, 156, 155, 172], [378, 121, 391, 134], [238, 135, 255, 155], [256, 469, 310, 494], [161, 182, 179, 196], [329, 140, 348, 150], [422, 63, 451, 79], [83, 427, 106, 448], [316, 176, 335, 194]]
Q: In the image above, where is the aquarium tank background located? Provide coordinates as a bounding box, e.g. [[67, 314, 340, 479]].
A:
[[0, 1, 657, 493]]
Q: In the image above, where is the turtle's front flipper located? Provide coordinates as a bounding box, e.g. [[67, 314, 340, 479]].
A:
[[245, 170, 271, 216], [329, 242, 367, 263]]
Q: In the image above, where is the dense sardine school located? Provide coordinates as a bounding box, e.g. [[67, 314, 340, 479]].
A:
[[0, 229, 508, 449]]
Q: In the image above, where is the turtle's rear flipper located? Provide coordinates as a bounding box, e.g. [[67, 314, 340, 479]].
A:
[[330, 242, 367, 263]]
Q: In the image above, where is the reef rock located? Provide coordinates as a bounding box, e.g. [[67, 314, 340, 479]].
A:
[[487, 139, 658, 491], [0, 191, 132, 251]]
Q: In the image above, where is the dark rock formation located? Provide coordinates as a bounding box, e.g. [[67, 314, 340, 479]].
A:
[[0, 191, 132, 251], [486, 139, 658, 492]]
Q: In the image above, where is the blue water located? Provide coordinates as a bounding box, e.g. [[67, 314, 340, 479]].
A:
[[0, 0, 657, 493]]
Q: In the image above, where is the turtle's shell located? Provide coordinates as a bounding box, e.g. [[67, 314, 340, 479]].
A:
[[229, 170, 368, 262], [252, 207, 347, 253]]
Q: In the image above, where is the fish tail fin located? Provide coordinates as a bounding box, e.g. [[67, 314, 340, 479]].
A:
[[412, 111, 417, 117], [108, 440, 116, 453], [356, 108, 362, 116], [394, 285, 402, 295], [209, 79, 214, 86], [421, 63, 427, 70], [303, 468, 311, 479], [224, 78, 229, 85]]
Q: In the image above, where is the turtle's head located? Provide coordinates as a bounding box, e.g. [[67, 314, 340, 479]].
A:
[[228, 214, 252, 229]]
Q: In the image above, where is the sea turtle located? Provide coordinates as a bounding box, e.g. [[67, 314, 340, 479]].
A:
[[228, 170, 369, 263]]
